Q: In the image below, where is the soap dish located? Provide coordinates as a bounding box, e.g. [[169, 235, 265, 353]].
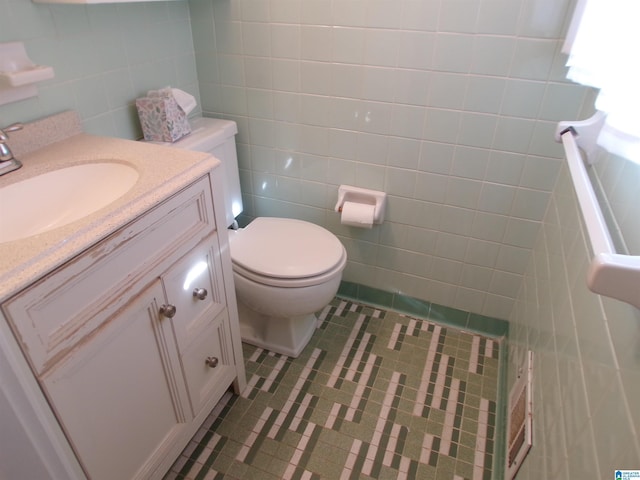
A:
[[0, 42, 55, 106], [0, 65, 54, 88]]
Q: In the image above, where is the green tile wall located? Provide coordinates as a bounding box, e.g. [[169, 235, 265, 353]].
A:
[[338, 281, 509, 339], [190, 0, 591, 320], [508, 159, 640, 477]]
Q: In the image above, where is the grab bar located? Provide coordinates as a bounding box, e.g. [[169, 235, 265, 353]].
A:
[[555, 113, 640, 310]]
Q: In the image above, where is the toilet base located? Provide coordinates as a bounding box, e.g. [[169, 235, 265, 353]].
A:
[[237, 299, 318, 358]]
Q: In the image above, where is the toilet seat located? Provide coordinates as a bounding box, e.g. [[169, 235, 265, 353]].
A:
[[230, 217, 347, 288]]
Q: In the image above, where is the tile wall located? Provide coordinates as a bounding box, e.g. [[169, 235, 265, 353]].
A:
[[0, 0, 199, 139], [190, 0, 589, 320], [593, 150, 640, 257], [508, 150, 640, 477]]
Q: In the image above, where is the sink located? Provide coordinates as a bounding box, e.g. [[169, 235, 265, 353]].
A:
[[0, 162, 139, 243]]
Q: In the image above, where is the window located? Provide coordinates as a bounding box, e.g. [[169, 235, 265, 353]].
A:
[[563, 0, 640, 163]]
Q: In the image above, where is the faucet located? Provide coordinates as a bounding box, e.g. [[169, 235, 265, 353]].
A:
[[0, 123, 24, 176]]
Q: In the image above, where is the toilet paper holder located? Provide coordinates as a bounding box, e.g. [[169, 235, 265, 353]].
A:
[[334, 185, 387, 225]]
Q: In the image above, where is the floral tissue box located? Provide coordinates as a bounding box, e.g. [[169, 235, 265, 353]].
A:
[[135, 88, 191, 142]]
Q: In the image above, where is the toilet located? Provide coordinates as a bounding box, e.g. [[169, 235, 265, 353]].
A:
[[161, 117, 347, 357]]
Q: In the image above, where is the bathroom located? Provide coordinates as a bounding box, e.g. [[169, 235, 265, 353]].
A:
[[0, 0, 638, 478]]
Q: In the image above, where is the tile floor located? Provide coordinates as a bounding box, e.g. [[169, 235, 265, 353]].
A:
[[164, 298, 502, 480]]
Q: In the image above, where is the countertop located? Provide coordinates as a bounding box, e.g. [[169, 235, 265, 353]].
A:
[[0, 131, 218, 302]]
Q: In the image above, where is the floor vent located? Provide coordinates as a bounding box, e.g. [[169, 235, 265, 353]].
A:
[[506, 350, 533, 479]]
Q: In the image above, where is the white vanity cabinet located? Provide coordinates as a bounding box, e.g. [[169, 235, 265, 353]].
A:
[[2, 170, 245, 480]]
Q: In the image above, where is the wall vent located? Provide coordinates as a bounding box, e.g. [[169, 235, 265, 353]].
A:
[[506, 350, 533, 479]]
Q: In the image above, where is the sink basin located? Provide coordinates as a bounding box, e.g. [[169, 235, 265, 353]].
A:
[[0, 162, 139, 243]]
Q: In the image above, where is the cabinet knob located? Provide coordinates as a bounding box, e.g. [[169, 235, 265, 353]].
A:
[[159, 304, 177, 318], [193, 288, 208, 300], [205, 356, 219, 368]]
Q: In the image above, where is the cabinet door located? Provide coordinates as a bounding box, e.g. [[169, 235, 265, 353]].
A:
[[42, 282, 190, 480]]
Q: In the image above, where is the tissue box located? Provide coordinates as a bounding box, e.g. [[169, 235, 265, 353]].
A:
[[135, 88, 191, 142]]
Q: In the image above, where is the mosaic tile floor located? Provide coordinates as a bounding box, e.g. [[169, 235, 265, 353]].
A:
[[165, 298, 501, 480]]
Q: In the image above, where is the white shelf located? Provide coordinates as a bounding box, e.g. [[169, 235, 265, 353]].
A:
[[0, 65, 53, 88], [0, 42, 54, 106]]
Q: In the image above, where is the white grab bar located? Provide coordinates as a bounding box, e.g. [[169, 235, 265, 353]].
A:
[[556, 113, 640, 310]]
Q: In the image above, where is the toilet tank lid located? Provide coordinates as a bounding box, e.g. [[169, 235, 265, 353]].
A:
[[230, 217, 346, 279], [163, 117, 238, 152]]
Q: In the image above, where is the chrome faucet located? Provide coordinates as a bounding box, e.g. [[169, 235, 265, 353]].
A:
[[0, 123, 23, 176]]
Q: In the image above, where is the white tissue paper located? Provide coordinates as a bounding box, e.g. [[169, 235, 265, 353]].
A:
[[340, 201, 375, 229], [171, 88, 197, 116]]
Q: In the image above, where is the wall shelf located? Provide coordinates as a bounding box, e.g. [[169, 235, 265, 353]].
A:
[[0, 42, 54, 106]]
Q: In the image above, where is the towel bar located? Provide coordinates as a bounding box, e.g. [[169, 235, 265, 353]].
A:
[[555, 113, 640, 310]]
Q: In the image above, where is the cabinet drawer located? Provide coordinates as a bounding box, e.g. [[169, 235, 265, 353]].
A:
[[181, 308, 236, 416], [3, 176, 216, 375], [162, 236, 226, 352]]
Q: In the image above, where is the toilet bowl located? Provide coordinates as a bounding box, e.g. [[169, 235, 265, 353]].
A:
[[229, 217, 347, 357], [152, 117, 347, 357]]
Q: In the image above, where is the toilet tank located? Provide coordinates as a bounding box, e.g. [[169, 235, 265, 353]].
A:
[[159, 117, 243, 228]]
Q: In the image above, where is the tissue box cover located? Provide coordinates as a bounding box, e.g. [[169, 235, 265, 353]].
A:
[[135, 89, 191, 142]]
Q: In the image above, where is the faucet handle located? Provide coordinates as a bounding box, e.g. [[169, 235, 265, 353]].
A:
[[0, 123, 24, 163], [0, 123, 24, 142]]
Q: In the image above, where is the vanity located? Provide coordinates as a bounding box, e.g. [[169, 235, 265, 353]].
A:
[[0, 112, 246, 479]]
